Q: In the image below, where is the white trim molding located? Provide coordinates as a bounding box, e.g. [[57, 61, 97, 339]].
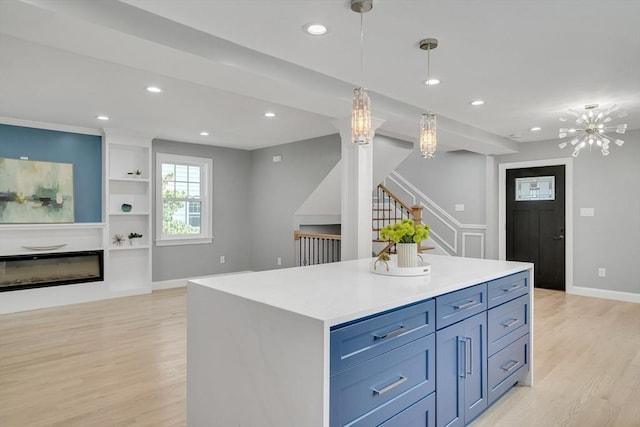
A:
[[384, 171, 487, 258], [0, 116, 102, 136], [462, 232, 485, 259], [569, 286, 640, 304], [498, 158, 574, 294]]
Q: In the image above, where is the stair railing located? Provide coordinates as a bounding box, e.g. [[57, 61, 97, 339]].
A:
[[294, 230, 341, 266], [374, 184, 424, 256]]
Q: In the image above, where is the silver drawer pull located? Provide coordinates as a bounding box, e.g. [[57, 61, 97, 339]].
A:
[[501, 318, 520, 328], [372, 376, 408, 396], [501, 360, 519, 372], [453, 300, 476, 310], [372, 325, 406, 340], [503, 284, 521, 293]]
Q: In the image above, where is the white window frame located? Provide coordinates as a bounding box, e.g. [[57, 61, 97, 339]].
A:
[[155, 153, 213, 246]]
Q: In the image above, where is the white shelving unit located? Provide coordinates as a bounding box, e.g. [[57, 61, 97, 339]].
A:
[[104, 130, 152, 294]]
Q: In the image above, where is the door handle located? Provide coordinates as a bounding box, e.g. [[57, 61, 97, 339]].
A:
[[553, 235, 564, 240]]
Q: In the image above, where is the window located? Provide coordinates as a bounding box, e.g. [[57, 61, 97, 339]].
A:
[[156, 153, 212, 246]]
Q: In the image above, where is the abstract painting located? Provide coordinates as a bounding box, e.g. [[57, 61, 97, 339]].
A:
[[0, 157, 74, 223]]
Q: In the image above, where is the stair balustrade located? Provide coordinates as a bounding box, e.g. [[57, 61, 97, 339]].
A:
[[294, 231, 341, 266]]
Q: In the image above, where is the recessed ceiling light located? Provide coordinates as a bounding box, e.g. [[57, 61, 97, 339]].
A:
[[200, 131, 209, 136], [264, 112, 276, 118], [146, 86, 163, 93], [96, 115, 109, 121], [303, 23, 328, 35], [424, 78, 440, 86], [530, 127, 542, 132], [470, 100, 485, 106]]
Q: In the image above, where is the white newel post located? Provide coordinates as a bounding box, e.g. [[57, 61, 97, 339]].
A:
[[333, 117, 384, 261]]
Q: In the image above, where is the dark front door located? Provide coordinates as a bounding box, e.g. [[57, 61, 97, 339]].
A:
[[506, 165, 565, 290]]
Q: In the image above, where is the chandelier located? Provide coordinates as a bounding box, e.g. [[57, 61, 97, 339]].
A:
[[419, 38, 438, 158], [351, 0, 373, 145], [558, 104, 628, 157]]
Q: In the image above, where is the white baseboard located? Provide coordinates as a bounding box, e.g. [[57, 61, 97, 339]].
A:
[[152, 271, 253, 291], [568, 286, 640, 303], [152, 278, 188, 290]]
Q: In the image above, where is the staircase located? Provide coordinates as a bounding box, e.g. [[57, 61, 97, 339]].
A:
[[372, 184, 434, 257]]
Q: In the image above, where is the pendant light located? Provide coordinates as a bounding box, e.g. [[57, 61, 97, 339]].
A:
[[419, 38, 438, 158], [351, 0, 373, 145]]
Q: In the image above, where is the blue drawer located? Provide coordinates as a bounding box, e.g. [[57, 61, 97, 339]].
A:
[[435, 283, 487, 330], [487, 294, 529, 356], [488, 333, 529, 405], [487, 271, 529, 309], [330, 333, 436, 427], [331, 299, 435, 375], [379, 392, 435, 427]]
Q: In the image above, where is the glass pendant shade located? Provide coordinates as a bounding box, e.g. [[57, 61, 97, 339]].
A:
[[352, 87, 372, 145], [558, 104, 627, 157], [420, 112, 437, 158]]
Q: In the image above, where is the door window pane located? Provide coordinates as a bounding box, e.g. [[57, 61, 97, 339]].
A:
[[515, 176, 555, 201]]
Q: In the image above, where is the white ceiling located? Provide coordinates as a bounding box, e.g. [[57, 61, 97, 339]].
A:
[[1, 0, 639, 154]]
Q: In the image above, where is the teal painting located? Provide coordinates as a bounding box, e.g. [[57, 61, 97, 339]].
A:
[[0, 157, 74, 223]]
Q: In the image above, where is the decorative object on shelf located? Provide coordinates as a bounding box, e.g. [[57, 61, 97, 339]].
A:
[[0, 157, 74, 223], [373, 252, 390, 271], [351, 0, 373, 145], [419, 38, 438, 159], [113, 233, 125, 247], [135, 169, 142, 178], [21, 243, 68, 251], [121, 203, 132, 212], [128, 232, 143, 245], [126, 169, 143, 178], [558, 104, 628, 157], [380, 219, 430, 268]]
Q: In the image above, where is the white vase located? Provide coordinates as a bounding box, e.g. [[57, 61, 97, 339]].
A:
[[396, 243, 418, 268]]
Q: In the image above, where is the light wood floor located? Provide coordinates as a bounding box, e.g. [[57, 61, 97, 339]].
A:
[[1, 288, 638, 427]]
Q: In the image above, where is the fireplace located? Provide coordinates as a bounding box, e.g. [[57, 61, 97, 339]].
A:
[[0, 251, 104, 292]]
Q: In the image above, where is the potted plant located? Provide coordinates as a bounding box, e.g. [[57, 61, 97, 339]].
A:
[[128, 232, 143, 246], [380, 219, 430, 268]]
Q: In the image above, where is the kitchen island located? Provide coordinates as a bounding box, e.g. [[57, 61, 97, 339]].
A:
[[187, 254, 533, 427]]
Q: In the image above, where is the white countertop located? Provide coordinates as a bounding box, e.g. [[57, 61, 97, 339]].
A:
[[189, 254, 532, 327]]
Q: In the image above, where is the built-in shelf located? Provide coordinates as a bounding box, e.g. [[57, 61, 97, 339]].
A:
[[105, 131, 152, 295], [108, 177, 150, 183], [109, 245, 150, 251]]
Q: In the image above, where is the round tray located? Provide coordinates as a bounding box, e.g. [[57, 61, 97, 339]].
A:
[[369, 257, 431, 276]]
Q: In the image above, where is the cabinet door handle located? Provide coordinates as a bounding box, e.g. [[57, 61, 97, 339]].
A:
[[453, 300, 476, 310], [458, 337, 466, 378], [372, 376, 407, 396], [466, 337, 473, 375], [501, 318, 520, 328], [372, 325, 406, 340], [503, 284, 521, 293], [501, 360, 519, 372]]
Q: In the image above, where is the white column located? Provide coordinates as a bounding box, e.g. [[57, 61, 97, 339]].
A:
[[333, 117, 384, 261]]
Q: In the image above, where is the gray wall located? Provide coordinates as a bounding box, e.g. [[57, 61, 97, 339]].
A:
[[152, 139, 252, 281], [494, 130, 640, 295], [249, 134, 341, 271], [394, 148, 488, 225]]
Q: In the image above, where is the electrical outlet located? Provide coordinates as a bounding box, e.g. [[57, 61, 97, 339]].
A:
[[220, 255, 226, 264], [455, 204, 465, 212], [277, 257, 282, 266], [598, 268, 606, 277]]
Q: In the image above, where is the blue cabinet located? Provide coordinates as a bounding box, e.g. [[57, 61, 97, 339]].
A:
[[330, 299, 436, 426], [435, 311, 487, 427], [330, 271, 530, 427]]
